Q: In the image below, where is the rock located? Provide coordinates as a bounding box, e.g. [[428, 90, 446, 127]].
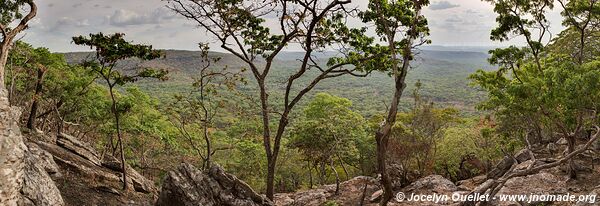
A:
[[102, 155, 156, 193], [574, 188, 600, 206], [369, 190, 383, 203], [26, 142, 60, 176], [514, 149, 532, 163], [0, 89, 63, 205], [487, 156, 515, 179], [95, 186, 121, 196], [275, 176, 379, 206], [456, 175, 486, 191], [56, 133, 101, 166], [281, 189, 328, 206], [493, 172, 567, 206], [513, 160, 535, 171], [547, 143, 558, 154], [36, 141, 122, 183], [556, 138, 568, 145], [0, 89, 27, 205], [403, 175, 458, 195], [388, 163, 407, 190], [156, 163, 273, 206], [20, 149, 64, 206]]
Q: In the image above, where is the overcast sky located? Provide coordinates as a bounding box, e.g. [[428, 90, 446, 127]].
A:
[[23, 0, 565, 52]]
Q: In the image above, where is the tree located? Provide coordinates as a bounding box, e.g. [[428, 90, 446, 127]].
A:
[[0, 0, 37, 89], [167, 43, 244, 170], [359, 0, 430, 204], [72, 33, 167, 190], [289, 93, 367, 194], [388, 83, 461, 182], [4, 41, 74, 132], [484, 0, 554, 71], [556, 0, 599, 64], [167, 0, 385, 199], [477, 0, 600, 181], [459, 1, 600, 204]]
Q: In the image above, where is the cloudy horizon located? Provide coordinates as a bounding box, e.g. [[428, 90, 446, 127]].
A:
[[23, 0, 565, 53]]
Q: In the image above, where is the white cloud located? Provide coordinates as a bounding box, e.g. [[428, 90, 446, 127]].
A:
[[429, 1, 460, 10], [107, 8, 178, 27]]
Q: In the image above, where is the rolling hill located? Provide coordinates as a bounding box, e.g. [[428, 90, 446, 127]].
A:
[[63, 48, 493, 116]]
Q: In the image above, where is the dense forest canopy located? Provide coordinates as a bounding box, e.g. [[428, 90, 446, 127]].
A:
[[1, 0, 599, 206]]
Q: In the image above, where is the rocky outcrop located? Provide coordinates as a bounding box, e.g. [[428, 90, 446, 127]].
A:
[[487, 155, 515, 179], [0, 89, 27, 205], [20, 149, 64, 206], [102, 155, 156, 193], [56, 133, 101, 166], [492, 171, 567, 206], [275, 176, 379, 206], [275, 189, 328, 206], [0, 89, 64, 206], [402, 175, 459, 195], [25, 142, 60, 176], [575, 187, 600, 206], [156, 163, 273, 206], [514, 148, 533, 163]]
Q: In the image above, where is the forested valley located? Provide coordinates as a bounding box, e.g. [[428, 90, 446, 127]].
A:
[[1, 0, 600, 206]]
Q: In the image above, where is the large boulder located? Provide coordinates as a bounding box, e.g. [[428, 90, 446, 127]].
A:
[[402, 175, 459, 195], [514, 149, 532, 163], [25, 142, 60, 176], [487, 156, 515, 179], [56, 133, 101, 166], [0, 89, 27, 205], [156, 163, 273, 206], [0, 89, 63, 205], [391, 175, 461, 206], [19, 149, 64, 206]]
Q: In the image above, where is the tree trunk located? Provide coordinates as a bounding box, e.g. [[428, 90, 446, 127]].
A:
[[376, 131, 394, 206], [266, 157, 276, 199], [308, 160, 313, 188], [330, 159, 340, 195], [567, 135, 577, 179], [27, 66, 46, 130], [109, 86, 128, 190], [0, 1, 37, 89], [202, 112, 211, 170]]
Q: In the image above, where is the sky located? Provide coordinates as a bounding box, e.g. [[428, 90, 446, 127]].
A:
[[22, 0, 566, 52]]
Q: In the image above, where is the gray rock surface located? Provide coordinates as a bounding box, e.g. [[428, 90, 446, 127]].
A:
[[0, 89, 63, 206], [56, 133, 101, 166], [402, 175, 459, 195], [156, 163, 273, 206], [102, 155, 156, 193], [20, 149, 64, 206], [25, 142, 60, 176], [0, 89, 27, 205]]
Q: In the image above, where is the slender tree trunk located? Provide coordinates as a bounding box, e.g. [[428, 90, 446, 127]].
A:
[[330, 159, 340, 195], [109, 86, 128, 190], [375, 1, 422, 203], [27, 67, 46, 130], [308, 160, 313, 188], [567, 135, 577, 179], [0, 1, 37, 89], [202, 106, 211, 169]]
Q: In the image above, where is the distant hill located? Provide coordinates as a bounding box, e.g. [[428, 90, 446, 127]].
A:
[[62, 49, 492, 116]]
